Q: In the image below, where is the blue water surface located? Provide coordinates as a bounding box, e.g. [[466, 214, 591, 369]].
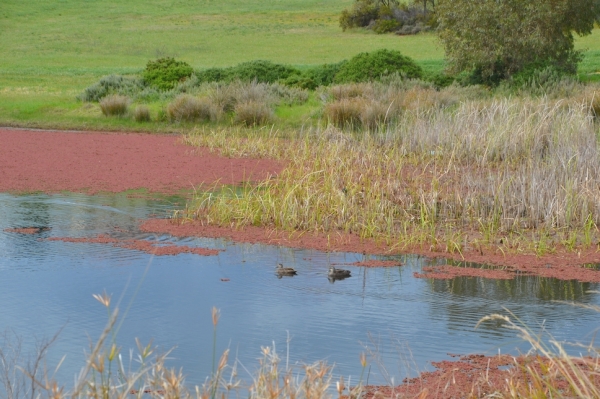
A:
[[0, 192, 598, 389]]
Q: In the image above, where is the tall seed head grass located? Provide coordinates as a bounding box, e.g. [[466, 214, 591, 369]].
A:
[[99, 94, 130, 117], [324, 98, 364, 128], [184, 93, 600, 251], [167, 94, 220, 123], [234, 101, 274, 126]]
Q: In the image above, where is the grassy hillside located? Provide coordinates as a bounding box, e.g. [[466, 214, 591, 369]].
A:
[[0, 0, 442, 91], [0, 0, 598, 130]]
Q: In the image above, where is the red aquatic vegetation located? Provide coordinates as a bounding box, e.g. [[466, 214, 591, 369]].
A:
[[3, 227, 50, 234], [47, 235, 220, 256], [0, 128, 282, 194]]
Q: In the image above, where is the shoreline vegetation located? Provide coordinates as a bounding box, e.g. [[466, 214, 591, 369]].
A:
[[169, 83, 600, 266]]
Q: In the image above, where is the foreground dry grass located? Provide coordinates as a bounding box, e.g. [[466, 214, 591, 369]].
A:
[[2, 297, 598, 399], [181, 84, 600, 257]]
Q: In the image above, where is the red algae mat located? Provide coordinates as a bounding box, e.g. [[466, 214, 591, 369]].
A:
[[0, 128, 282, 194], [46, 235, 220, 256], [140, 219, 600, 283], [362, 354, 600, 398]]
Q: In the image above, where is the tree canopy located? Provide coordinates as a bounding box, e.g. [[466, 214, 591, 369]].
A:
[[436, 0, 600, 83]]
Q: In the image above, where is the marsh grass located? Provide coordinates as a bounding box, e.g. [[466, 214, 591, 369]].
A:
[[99, 95, 130, 117], [182, 90, 600, 253], [167, 95, 220, 123], [133, 105, 151, 122]]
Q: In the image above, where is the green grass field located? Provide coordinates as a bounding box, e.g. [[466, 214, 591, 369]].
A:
[[0, 0, 598, 129]]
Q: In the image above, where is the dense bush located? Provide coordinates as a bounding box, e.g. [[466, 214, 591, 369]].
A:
[[281, 61, 348, 90], [197, 60, 299, 84], [143, 57, 194, 90], [340, 0, 436, 35], [372, 19, 401, 34], [99, 95, 130, 117], [339, 0, 380, 31], [78, 75, 146, 102], [334, 49, 423, 83], [229, 60, 299, 83]]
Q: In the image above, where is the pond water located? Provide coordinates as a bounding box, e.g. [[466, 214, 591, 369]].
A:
[[0, 192, 599, 389]]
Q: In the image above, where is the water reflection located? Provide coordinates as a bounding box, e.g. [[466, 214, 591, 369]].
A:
[[0, 193, 599, 389]]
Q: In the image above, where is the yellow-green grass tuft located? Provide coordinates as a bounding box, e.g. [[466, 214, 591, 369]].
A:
[[99, 95, 129, 117], [234, 101, 275, 126], [167, 94, 220, 123], [133, 104, 151, 122]]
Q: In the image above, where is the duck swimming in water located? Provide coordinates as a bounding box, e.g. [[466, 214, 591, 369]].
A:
[[328, 266, 351, 278], [276, 263, 297, 277]]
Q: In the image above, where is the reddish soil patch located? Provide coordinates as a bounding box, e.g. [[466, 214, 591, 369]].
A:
[[140, 219, 600, 283], [4, 227, 50, 234], [0, 128, 282, 194], [47, 234, 220, 256], [362, 354, 600, 398]]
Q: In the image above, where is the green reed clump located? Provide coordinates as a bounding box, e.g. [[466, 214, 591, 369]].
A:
[[99, 95, 130, 117]]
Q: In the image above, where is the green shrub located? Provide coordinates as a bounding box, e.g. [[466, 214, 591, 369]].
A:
[[339, 0, 379, 31], [234, 101, 274, 126], [426, 72, 456, 89], [99, 95, 130, 117], [197, 61, 299, 85], [78, 75, 145, 102], [133, 105, 151, 122], [305, 61, 348, 87], [282, 61, 348, 90], [196, 67, 230, 84], [372, 19, 400, 34], [334, 49, 423, 83], [167, 94, 219, 122], [143, 57, 194, 91], [227, 60, 299, 83]]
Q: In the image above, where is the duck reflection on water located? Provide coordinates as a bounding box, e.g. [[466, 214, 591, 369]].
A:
[[328, 266, 351, 283], [275, 263, 297, 278]]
